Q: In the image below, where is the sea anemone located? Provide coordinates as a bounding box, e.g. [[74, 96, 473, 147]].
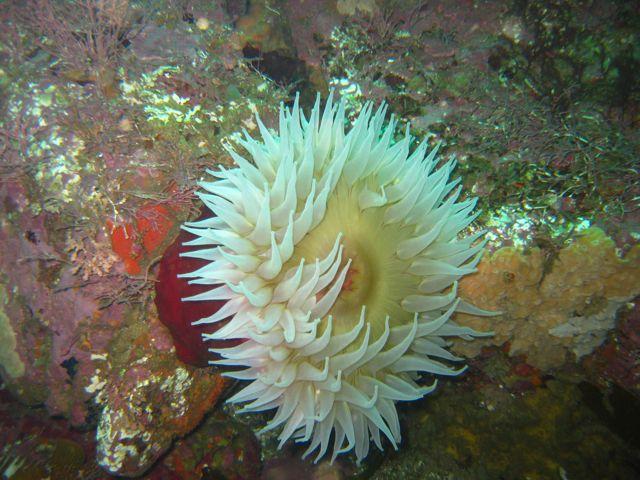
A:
[[179, 93, 494, 463]]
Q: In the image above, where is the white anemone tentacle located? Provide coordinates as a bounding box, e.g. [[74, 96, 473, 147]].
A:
[[181, 92, 496, 464]]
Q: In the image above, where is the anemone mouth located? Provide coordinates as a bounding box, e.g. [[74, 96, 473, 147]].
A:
[[292, 182, 420, 337], [180, 93, 495, 464]]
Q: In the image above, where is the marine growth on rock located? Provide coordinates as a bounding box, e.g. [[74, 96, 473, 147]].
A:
[[179, 93, 494, 463]]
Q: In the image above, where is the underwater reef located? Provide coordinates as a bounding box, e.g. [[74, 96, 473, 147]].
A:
[[0, 0, 639, 479]]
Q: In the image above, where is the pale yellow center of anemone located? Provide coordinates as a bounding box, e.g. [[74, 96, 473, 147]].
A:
[[287, 181, 420, 338]]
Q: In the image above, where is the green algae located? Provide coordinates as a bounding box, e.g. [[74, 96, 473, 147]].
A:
[[0, 283, 24, 379]]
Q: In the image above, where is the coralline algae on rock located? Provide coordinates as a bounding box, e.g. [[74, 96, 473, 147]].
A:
[[94, 354, 228, 477]]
